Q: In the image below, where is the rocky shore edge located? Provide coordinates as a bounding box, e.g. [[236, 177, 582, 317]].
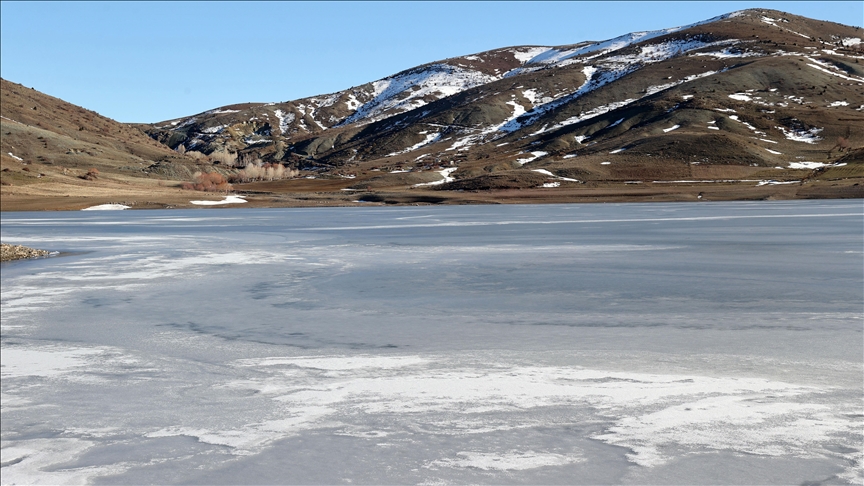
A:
[[1, 243, 50, 262]]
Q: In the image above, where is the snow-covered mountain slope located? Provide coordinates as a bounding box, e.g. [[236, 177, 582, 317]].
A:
[[144, 8, 863, 189]]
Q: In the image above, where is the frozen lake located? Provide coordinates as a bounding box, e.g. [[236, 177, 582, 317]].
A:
[[1, 200, 862, 484]]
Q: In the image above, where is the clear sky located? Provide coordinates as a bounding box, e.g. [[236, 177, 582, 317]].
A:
[[2, 1, 861, 123]]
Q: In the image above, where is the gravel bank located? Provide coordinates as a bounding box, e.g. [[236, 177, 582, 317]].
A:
[[1, 243, 50, 262]]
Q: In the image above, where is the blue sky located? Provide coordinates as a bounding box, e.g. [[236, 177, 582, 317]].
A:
[[2, 1, 861, 123]]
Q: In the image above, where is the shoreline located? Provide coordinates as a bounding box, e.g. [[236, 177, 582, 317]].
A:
[[1, 180, 862, 212]]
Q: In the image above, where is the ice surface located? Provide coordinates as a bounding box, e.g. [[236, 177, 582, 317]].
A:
[[1, 202, 861, 484]]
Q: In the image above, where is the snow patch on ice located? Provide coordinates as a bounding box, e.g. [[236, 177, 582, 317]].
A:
[[426, 450, 583, 471], [1, 346, 105, 378]]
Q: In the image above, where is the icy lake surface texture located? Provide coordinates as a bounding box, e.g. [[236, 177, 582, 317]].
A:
[[1, 201, 862, 485]]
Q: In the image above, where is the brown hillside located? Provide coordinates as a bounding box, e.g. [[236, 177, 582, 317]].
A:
[[0, 78, 228, 210]]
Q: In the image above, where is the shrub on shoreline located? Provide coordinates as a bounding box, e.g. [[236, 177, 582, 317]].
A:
[[181, 172, 233, 192]]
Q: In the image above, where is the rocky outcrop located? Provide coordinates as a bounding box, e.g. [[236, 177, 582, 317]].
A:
[[1, 243, 50, 262]]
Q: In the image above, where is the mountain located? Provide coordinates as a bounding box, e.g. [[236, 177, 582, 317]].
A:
[[3, 9, 863, 210], [0, 78, 209, 210], [140, 9, 864, 199]]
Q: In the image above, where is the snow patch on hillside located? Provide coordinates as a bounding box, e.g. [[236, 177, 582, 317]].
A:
[[776, 126, 823, 144], [515, 151, 547, 166], [787, 161, 832, 170], [339, 64, 498, 126], [201, 125, 226, 134], [805, 58, 864, 82], [413, 167, 458, 187], [521, 89, 552, 107], [532, 169, 580, 182], [386, 132, 441, 157], [692, 47, 761, 59], [204, 109, 239, 115], [274, 110, 295, 135], [510, 47, 553, 63], [190, 196, 247, 206], [345, 94, 362, 111], [81, 204, 130, 211], [499, 35, 729, 135]]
